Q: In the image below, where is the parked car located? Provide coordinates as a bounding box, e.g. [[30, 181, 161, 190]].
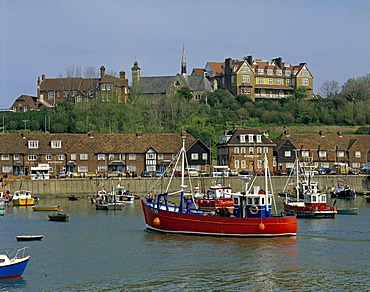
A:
[[239, 170, 253, 179], [348, 168, 361, 175], [59, 171, 67, 178], [186, 168, 199, 177], [229, 169, 239, 176], [315, 166, 327, 175], [155, 171, 165, 177], [254, 169, 264, 176], [199, 171, 210, 177], [324, 168, 336, 175], [111, 171, 123, 177], [141, 171, 151, 178], [175, 170, 188, 177], [274, 169, 288, 176]]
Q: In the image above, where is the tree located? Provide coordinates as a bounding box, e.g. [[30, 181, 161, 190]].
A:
[[320, 80, 339, 98], [294, 87, 308, 99]]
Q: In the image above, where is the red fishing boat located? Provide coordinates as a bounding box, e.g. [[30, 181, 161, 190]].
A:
[[283, 158, 337, 218], [141, 132, 297, 237], [194, 182, 234, 211]]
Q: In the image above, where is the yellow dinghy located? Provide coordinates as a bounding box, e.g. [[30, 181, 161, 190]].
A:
[[32, 205, 60, 211]]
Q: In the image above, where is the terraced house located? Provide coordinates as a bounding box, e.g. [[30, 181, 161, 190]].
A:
[[0, 132, 211, 178], [273, 130, 370, 172], [201, 56, 313, 100]]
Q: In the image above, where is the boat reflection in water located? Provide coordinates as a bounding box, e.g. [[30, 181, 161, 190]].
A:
[[141, 131, 297, 237]]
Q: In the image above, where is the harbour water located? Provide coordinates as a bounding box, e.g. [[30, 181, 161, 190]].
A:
[[1, 196, 369, 291]]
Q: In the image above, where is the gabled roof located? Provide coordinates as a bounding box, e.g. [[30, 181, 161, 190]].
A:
[[136, 75, 180, 95], [220, 128, 275, 146], [12, 95, 38, 110], [206, 62, 223, 76], [137, 73, 211, 95]]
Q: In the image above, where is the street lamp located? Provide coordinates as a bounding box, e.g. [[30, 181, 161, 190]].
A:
[[22, 120, 29, 131]]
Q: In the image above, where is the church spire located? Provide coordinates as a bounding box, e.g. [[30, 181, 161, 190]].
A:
[[181, 44, 187, 78]]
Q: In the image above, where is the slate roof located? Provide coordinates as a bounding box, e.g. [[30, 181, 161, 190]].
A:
[[137, 73, 211, 95], [275, 133, 369, 151], [0, 133, 197, 155]]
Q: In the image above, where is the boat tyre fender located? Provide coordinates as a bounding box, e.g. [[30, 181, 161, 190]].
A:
[[250, 205, 258, 214]]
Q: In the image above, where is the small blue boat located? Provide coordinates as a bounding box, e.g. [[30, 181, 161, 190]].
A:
[[0, 247, 30, 280]]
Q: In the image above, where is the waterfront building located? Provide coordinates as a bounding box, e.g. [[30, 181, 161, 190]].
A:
[[0, 132, 211, 178]]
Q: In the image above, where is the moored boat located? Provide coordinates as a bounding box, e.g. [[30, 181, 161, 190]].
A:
[[110, 181, 135, 204], [331, 184, 356, 200], [0, 247, 30, 280], [283, 158, 337, 219], [337, 208, 358, 215], [68, 195, 80, 201], [32, 205, 59, 211], [48, 213, 69, 222], [141, 132, 297, 237], [11, 190, 36, 206], [16, 235, 44, 241], [194, 182, 234, 212]]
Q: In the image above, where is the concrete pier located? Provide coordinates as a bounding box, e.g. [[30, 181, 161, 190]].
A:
[[5, 175, 369, 198]]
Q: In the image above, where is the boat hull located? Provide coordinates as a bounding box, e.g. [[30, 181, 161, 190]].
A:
[[48, 214, 69, 221], [284, 203, 337, 218], [16, 235, 44, 241], [32, 206, 59, 211], [141, 200, 297, 237], [0, 257, 30, 280], [12, 198, 35, 206]]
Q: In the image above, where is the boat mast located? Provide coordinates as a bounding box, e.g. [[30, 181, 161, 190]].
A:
[[263, 153, 268, 209]]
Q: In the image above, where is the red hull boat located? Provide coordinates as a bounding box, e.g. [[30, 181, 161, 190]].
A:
[[141, 131, 297, 237], [194, 183, 234, 211], [141, 200, 297, 237]]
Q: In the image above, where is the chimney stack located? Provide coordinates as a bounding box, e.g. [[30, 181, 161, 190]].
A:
[[100, 66, 105, 79]]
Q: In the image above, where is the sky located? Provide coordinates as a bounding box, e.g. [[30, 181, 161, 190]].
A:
[[1, 0, 370, 108]]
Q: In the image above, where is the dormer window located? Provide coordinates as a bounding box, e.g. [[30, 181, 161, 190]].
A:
[[256, 135, 262, 143], [240, 135, 245, 143], [276, 70, 282, 76], [51, 140, 62, 148], [257, 69, 264, 75], [28, 140, 39, 149], [248, 134, 254, 143], [267, 69, 273, 75]]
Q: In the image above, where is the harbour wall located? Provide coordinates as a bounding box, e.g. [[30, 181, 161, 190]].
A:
[[5, 175, 369, 198]]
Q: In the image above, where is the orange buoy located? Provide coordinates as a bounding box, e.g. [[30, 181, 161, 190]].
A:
[[258, 223, 265, 231], [153, 217, 161, 226]]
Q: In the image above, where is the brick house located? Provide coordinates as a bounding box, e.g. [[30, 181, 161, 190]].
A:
[[273, 130, 369, 171], [205, 55, 314, 100], [0, 132, 211, 177], [11, 95, 39, 113], [216, 127, 276, 172], [37, 65, 129, 109]]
